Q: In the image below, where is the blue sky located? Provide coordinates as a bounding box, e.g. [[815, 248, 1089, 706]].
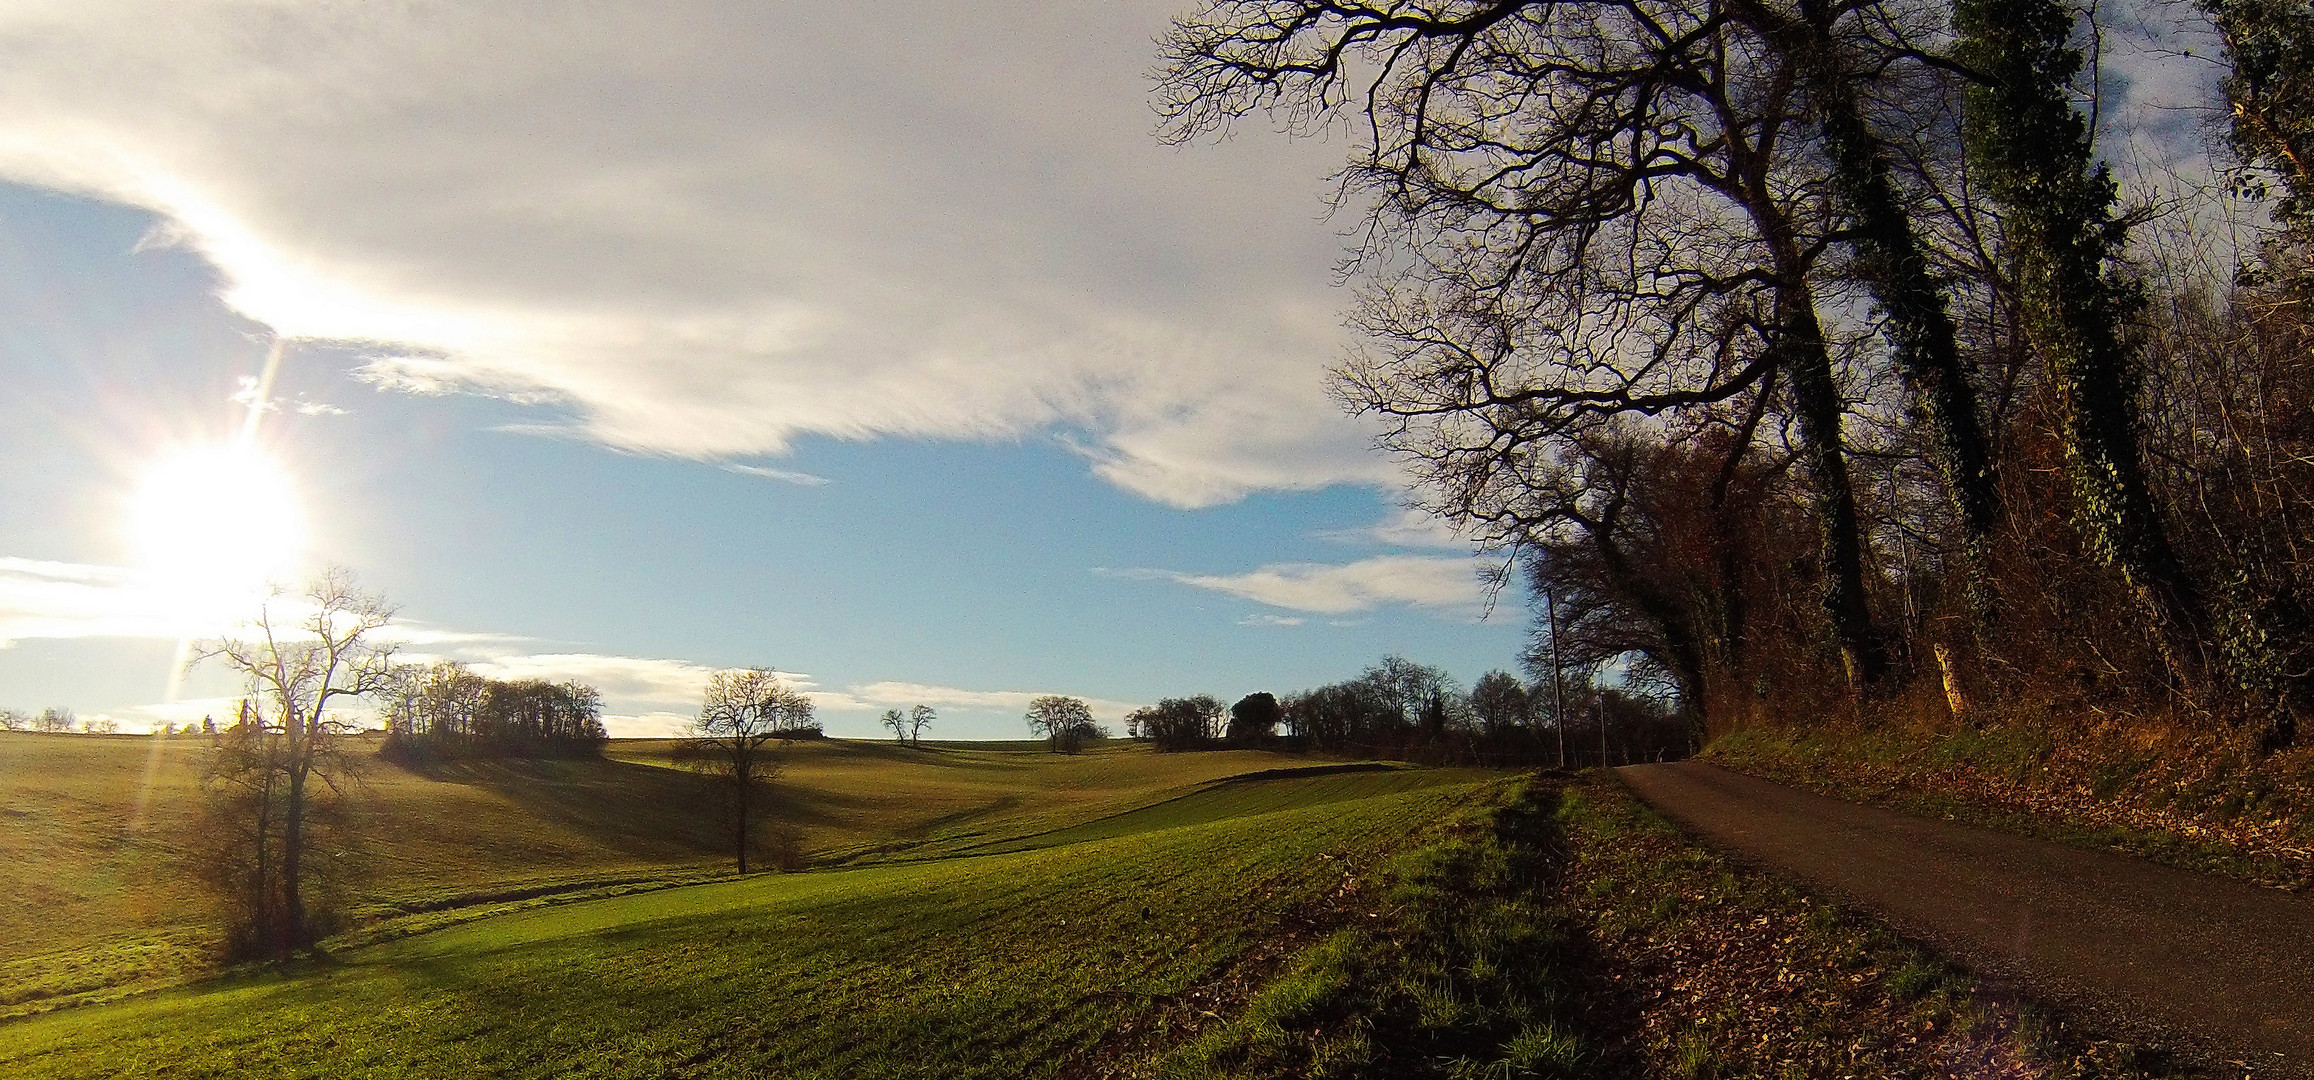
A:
[[0, 0, 2223, 739], [0, 0, 1535, 739]]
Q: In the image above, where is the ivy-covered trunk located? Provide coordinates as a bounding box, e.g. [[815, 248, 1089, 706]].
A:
[[1954, 0, 2212, 685], [1775, 0, 2002, 630], [1780, 299, 1891, 688]]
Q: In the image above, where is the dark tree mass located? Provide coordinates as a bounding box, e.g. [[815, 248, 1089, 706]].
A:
[[1160, 0, 2314, 752], [381, 661, 608, 760]]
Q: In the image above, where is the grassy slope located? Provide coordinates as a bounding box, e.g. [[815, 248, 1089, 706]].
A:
[[0, 733, 1393, 1016], [1, 733, 734, 1015], [611, 738, 1366, 864], [0, 769, 1495, 1079]]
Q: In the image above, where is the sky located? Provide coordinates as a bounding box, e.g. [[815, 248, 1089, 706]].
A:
[[0, 0, 1541, 739], [0, 0, 2234, 740]]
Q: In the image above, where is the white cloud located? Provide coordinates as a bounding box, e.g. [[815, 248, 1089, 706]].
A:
[[231, 374, 344, 418], [1315, 507, 1473, 550], [600, 711, 695, 739], [1238, 613, 1306, 627], [720, 463, 832, 487], [461, 653, 752, 705], [835, 681, 1142, 722], [1115, 556, 1489, 615], [0, 557, 541, 652], [0, 557, 211, 644], [0, 0, 1395, 508], [0, 558, 1146, 736]]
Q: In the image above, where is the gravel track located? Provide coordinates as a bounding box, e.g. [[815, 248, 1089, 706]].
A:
[[1619, 762, 2314, 1075]]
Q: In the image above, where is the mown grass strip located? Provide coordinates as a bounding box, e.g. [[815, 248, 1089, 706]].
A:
[[1161, 776, 1596, 1079], [1167, 772, 2198, 1080]]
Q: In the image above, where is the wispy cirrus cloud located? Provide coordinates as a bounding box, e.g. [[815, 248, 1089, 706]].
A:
[[1106, 556, 1489, 616], [720, 463, 831, 487], [1313, 507, 1472, 550], [0, 558, 189, 644]]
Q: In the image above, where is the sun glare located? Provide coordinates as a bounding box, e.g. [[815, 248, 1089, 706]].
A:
[[127, 443, 307, 605]]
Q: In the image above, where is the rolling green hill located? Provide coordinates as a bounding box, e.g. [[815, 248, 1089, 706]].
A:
[[0, 732, 1465, 1020], [0, 734, 1500, 1079]]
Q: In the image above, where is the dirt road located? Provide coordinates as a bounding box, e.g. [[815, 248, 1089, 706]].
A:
[[1619, 762, 2314, 1075]]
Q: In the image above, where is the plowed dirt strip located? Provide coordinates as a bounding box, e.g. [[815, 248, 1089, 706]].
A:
[[1620, 762, 2314, 1077]]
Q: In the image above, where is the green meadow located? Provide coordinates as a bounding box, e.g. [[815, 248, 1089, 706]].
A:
[[0, 731, 1499, 1076]]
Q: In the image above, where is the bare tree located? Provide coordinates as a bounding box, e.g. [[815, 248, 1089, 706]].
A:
[[0, 709, 26, 732], [906, 704, 935, 746], [1025, 695, 1098, 754], [880, 707, 907, 744], [683, 668, 811, 872], [1469, 671, 1529, 737], [1159, 0, 1904, 688], [198, 568, 396, 958], [33, 707, 74, 733]]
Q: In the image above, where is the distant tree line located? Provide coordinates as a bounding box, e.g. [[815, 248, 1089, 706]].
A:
[[380, 660, 608, 760], [1136, 655, 1684, 767], [0, 707, 111, 733]]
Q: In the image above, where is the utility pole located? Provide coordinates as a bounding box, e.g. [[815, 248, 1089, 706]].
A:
[[1597, 663, 1609, 768], [1546, 585, 1567, 770]]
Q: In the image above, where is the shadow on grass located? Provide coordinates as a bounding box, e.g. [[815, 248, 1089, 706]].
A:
[[375, 754, 726, 859]]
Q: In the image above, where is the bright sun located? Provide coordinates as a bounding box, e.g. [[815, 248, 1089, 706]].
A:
[[128, 443, 308, 598]]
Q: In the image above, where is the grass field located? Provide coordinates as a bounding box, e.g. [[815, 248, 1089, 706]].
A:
[[0, 743, 1499, 1079], [0, 732, 1457, 1020], [3, 731, 2191, 1077]]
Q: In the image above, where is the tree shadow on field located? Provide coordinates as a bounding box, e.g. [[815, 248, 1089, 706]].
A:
[[379, 754, 729, 858], [806, 739, 1043, 774], [754, 779, 865, 834]]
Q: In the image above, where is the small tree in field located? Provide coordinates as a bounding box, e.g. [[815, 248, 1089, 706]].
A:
[[1026, 695, 1098, 754], [684, 668, 811, 872], [0, 709, 26, 732], [907, 705, 935, 746], [34, 707, 74, 733], [880, 708, 907, 744], [198, 568, 396, 959]]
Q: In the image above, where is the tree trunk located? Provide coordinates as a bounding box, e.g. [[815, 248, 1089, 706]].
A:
[[1784, 3, 2001, 627], [1730, 73, 1891, 689], [282, 757, 308, 954], [1955, 0, 2212, 685], [1585, 505, 1712, 709], [1781, 302, 1891, 688], [734, 750, 752, 874]]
